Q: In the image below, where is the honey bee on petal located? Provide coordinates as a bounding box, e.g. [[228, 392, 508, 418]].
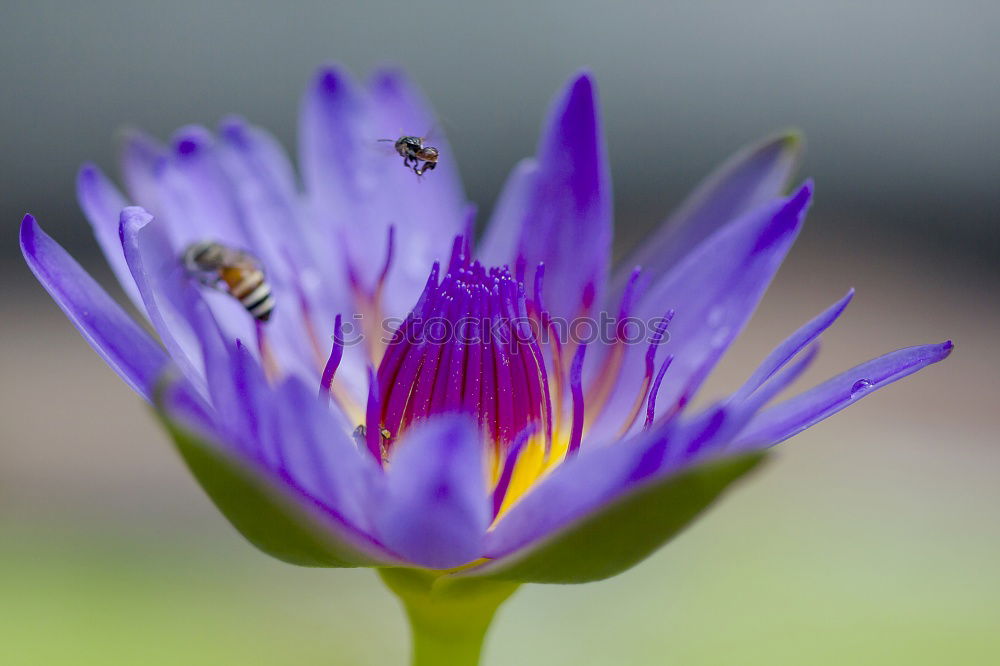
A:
[[378, 135, 439, 176], [183, 241, 275, 322]]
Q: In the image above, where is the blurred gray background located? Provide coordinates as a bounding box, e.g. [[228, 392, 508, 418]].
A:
[[2, 2, 999, 665], [2, 0, 998, 274]]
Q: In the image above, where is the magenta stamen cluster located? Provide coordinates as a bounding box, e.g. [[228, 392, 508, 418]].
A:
[[371, 236, 553, 457]]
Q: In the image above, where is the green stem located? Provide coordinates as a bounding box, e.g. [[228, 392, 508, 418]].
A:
[[378, 568, 519, 666]]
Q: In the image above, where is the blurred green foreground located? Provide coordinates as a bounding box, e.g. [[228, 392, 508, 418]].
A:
[[2, 438, 997, 666]]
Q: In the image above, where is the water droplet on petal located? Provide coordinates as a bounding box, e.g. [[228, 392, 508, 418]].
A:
[[850, 378, 874, 397], [710, 326, 731, 349]]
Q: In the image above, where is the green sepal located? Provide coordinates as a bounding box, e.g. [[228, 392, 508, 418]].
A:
[[461, 452, 767, 584], [379, 568, 519, 666], [156, 408, 393, 568]]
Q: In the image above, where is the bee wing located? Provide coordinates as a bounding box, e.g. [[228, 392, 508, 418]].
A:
[[420, 124, 438, 145], [179, 257, 225, 289], [225, 247, 264, 272], [420, 115, 456, 145]]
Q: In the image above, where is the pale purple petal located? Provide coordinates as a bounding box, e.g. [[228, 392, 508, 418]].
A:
[[216, 115, 308, 284], [186, 302, 260, 451], [154, 126, 250, 249], [733, 341, 954, 447], [374, 416, 489, 568], [611, 131, 802, 297], [215, 116, 338, 383], [298, 64, 369, 239], [76, 164, 143, 308], [296, 64, 397, 327], [119, 127, 168, 215], [20, 215, 169, 402]]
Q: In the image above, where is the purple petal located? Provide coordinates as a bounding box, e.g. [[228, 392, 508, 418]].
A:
[[269, 375, 383, 534], [20, 215, 169, 402], [76, 164, 143, 308], [729, 289, 853, 403], [505, 71, 612, 320], [736, 342, 821, 415], [733, 341, 954, 447], [119, 127, 168, 215], [373, 416, 489, 568], [189, 305, 261, 450], [677, 344, 822, 462], [612, 131, 802, 296]]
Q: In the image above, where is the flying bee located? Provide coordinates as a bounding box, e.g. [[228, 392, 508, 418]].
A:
[[183, 241, 275, 322], [378, 135, 439, 176]]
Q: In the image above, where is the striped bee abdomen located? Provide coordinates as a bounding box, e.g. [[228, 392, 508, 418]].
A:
[[183, 241, 275, 324], [225, 267, 275, 322]]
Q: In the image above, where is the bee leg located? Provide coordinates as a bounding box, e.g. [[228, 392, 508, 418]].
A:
[[418, 161, 436, 175]]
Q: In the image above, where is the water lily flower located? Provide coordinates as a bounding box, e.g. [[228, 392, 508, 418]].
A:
[[21, 64, 951, 665]]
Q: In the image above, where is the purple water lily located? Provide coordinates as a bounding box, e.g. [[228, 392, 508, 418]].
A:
[[21, 64, 951, 665]]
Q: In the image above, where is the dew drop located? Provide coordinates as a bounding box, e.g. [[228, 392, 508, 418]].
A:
[[850, 378, 873, 397], [710, 325, 731, 349]]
